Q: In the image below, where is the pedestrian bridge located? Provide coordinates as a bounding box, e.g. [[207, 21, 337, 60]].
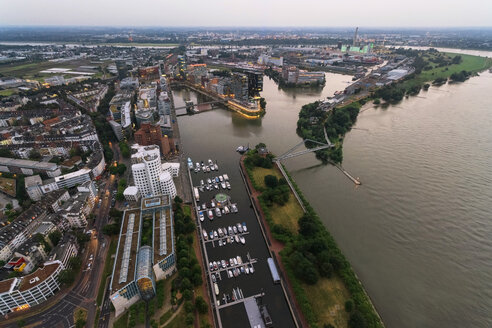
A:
[[273, 139, 333, 162]]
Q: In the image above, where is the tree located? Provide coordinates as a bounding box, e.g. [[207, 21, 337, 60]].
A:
[[28, 149, 41, 160], [264, 175, 278, 189], [349, 311, 367, 328], [58, 269, 76, 285], [195, 296, 208, 314], [345, 299, 354, 313], [48, 230, 62, 246], [185, 313, 194, 326]]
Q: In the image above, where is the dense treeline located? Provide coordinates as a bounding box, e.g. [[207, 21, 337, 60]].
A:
[[92, 82, 116, 162], [172, 197, 208, 327], [296, 101, 360, 164]]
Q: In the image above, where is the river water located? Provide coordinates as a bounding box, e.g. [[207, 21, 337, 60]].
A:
[[174, 62, 492, 327]]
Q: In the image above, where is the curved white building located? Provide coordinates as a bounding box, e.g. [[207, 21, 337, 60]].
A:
[[159, 171, 176, 199], [131, 144, 177, 198]]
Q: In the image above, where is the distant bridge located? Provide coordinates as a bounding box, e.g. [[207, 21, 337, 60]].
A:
[[173, 100, 226, 110], [274, 139, 333, 162]]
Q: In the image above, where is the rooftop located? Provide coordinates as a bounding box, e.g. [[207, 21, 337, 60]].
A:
[[0, 157, 58, 171]]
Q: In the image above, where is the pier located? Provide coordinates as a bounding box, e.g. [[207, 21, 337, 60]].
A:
[[336, 164, 362, 185]]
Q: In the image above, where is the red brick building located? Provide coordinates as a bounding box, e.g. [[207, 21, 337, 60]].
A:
[[134, 123, 174, 155]]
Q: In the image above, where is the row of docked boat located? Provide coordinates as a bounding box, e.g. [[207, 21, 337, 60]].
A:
[[202, 222, 247, 241], [191, 158, 219, 173], [198, 175, 230, 192], [198, 203, 238, 221]]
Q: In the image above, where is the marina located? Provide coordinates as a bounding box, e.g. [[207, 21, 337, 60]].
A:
[[186, 156, 297, 328]]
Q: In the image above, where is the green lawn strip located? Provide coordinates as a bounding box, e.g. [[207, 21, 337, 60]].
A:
[[159, 308, 173, 325], [96, 238, 117, 306], [162, 306, 188, 328], [113, 311, 129, 328]]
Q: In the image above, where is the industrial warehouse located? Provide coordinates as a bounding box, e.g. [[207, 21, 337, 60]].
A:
[[109, 194, 176, 317]]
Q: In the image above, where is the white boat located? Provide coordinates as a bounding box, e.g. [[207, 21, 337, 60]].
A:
[[200, 179, 204, 186], [198, 211, 204, 222], [234, 235, 240, 243], [213, 230, 218, 239], [214, 163, 219, 170], [206, 166, 211, 172], [208, 159, 213, 166], [228, 226, 233, 235], [237, 256, 242, 265], [242, 222, 247, 232], [208, 210, 214, 220], [211, 200, 216, 207], [221, 182, 226, 189], [224, 206, 230, 214], [231, 204, 238, 213], [233, 226, 238, 234], [223, 174, 229, 181], [226, 181, 231, 190], [219, 175, 224, 182], [249, 265, 254, 274], [218, 228, 223, 237], [245, 266, 250, 274], [201, 203, 206, 210], [210, 165, 215, 171], [202, 229, 208, 240], [222, 227, 228, 236], [207, 178, 212, 184], [240, 236, 245, 244], [214, 283, 219, 296], [214, 184, 219, 190], [237, 223, 243, 233], [194, 187, 200, 201], [215, 207, 222, 217]]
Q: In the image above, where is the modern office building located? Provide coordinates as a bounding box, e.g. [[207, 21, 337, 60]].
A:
[[110, 195, 175, 317], [123, 186, 141, 202], [54, 168, 91, 189], [0, 260, 64, 315]]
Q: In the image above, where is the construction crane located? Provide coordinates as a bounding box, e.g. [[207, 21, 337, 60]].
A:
[[353, 27, 359, 47]]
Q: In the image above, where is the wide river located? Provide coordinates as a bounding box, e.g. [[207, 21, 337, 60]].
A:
[[174, 53, 492, 327]]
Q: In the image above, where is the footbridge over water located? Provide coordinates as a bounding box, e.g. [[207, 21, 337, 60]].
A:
[[273, 139, 333, 162]]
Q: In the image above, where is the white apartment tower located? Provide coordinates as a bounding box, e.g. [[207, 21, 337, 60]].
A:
[[131, 145, 177, 198]]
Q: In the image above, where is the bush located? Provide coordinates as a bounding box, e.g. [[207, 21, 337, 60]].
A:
[[345, 299, 354, 312], [185, 313, 194, 325], [264, 174, 278, 188], [195, 296, 208, 314]]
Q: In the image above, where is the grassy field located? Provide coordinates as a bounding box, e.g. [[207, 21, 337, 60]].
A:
[[0, 88, 17, 96], [96, 237, 117, 306], [402, 53, 492, 90], [162, 306, 187, 328], [0, 58, 109, 81], [73, 307, 87, 326], [302, 276, 350, 327], [113, 311, 129, 328], [250, 166, 303, 233], [248, 162, 354, 327]]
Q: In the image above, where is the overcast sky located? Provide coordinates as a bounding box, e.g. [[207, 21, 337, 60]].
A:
[[1, 0, 491, 27]]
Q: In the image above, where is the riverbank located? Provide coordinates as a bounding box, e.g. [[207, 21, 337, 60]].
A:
[[297, 50, 492, 165], [241, 147, 384, 328]]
